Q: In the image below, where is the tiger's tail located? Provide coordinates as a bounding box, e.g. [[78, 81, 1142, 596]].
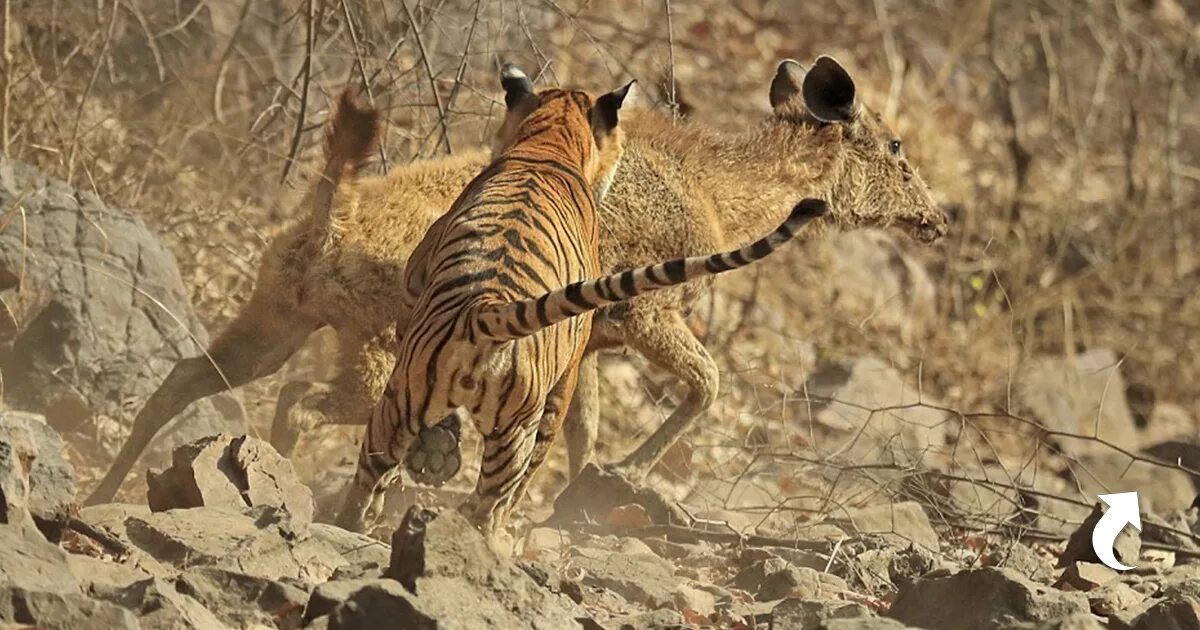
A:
[[471, 198, 829, 342]]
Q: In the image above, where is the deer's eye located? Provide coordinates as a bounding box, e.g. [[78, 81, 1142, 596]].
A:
[[889, 140, 902, 155], [459, 374, 476, 390]]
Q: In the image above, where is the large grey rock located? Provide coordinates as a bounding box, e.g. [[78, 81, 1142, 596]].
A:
[[887, 568, 1089, 630], [174, 567, 308, 630], [797, 358, 950, 465], [0, 411, 75, 538], [0, 524, 80, 594], [94, 577, 226, 630], [89, 505, 346, 583], [383, 507, 586, 629], [0, 159, 243, 465], [1015, 349, 1139, 457], [0, 586, 140, 629], [147, 434, 314, 531], [769, 598, 873, 629]]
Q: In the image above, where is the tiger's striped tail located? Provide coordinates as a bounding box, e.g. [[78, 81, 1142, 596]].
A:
[[312, 89, 381, 251], [472, 198, 829, 342]]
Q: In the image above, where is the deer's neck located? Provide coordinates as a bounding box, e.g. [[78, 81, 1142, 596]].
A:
[[626, 115, 847, 244]]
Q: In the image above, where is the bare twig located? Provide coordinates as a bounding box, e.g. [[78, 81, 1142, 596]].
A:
[[66, 0, 120, 186], [402, 0, 451, 155], [280, 0, 317, 184]]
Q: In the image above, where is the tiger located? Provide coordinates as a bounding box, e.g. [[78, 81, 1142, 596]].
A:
[[334, 65, 830, 536]]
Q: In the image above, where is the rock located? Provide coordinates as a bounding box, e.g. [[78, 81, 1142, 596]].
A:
[[1142, 403, 1197, 445], [983, 541, 1055, 583], [608, 609, 685, 629], [550, 463, 689, 527], [563, 548, 681, 607], [383, 506, 585, 628], [94, 577, 226, 630], [848, 546, 940, 593], [819, 229, 937, 339], [307, 523, 390, 568], [175, 567, 309, 629], [733, 558, 845, 602], [1055, 562, 1119, 591], [888, 568, 1089, 630], [832, 502, 940, 552], [1014, 349, 1139, 457], [1143, 440, 1200, 492], [821, 619, 915, 630], [796, 358, 950, 465], [1122, 596, 1200, 629], [66, 553, 152, 590], [769, 598, 873, 629], [1075, 451, 1196, 513], [323, 580, 437, 630], [0, 159, 243, 465], [1026, 613, 1107, 629], [0, 587, 140, 629], [0, 411, 76, 539], [0, 525, 80, 594], [1087, 581, 1146, 617], [674, 583, 718, 617], [523, 527, 572, 559], [1058, 503, 1141, 569], [114, 506, 345, 582], [304, 579, 380, 623], [147, 434, 314, 530]]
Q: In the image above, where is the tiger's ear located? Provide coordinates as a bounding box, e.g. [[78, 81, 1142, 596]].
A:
[[500, 63, 536, 109], [592, 80, 635, 135]]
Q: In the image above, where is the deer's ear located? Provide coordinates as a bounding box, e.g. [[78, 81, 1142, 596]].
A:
[[769, 59, 807, 111], [500, 63, 536, 109], [802, 56, 859, 123], [593, 80, 635, 135]]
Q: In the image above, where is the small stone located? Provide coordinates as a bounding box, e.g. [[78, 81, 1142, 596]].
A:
[[1055, 562, 1119, 591], [769, 598, 873, 629]]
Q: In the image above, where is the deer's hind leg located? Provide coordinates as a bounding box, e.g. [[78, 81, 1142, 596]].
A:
[[269, 330, 395, 457], [604, 306, 718, 483], [563, 352, 599, 480], [86, 289, 318, 505]]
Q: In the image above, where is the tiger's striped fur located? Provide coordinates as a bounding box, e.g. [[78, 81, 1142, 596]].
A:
[[334, 68, 633, 534], [334, 68, 828, 536]]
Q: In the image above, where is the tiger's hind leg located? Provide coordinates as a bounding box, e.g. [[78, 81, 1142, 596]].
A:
[[334, 397, 414, 533], [269, 331, 395, 457], [460, 368, 579, 542]]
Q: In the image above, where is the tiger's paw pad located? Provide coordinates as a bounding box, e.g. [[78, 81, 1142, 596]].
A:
[[405, 417, 462, 487]]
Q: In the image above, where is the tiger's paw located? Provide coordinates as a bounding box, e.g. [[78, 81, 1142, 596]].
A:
[[405, 414, 463, 486]]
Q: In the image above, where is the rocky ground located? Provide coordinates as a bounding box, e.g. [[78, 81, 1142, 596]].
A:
[[3, 135, 1200, 630], [3, 410, 1200, 630]]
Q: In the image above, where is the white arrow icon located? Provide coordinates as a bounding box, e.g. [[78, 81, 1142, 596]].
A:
[[1091, 492, 1141, 571]]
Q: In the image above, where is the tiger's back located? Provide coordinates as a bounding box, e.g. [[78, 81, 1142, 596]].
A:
[[337, 69, 633, 535]]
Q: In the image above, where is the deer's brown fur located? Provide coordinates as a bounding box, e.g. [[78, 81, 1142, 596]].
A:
[[85, 56, 945, 505]]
